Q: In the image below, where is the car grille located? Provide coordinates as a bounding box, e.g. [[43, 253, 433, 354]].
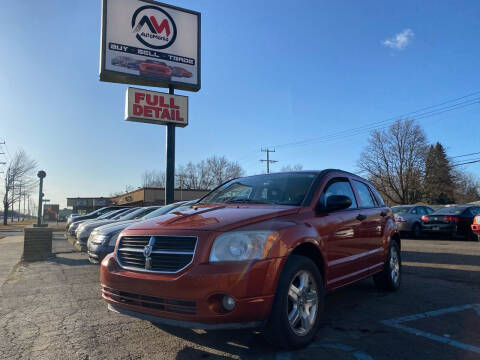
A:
[[116, 235, 197, 273], [102, 286, 196, 314]]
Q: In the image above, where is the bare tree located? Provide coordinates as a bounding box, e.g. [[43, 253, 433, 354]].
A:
[[141, 170, 165, 187], [358, 119, 428, 205], [281, 164, 303, 172], [453, 170, 480, 204], [177, 156, 244, 190], [2, 150, 37, 225]]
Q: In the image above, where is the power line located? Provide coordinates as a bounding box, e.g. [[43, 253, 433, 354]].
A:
[[270, 96, 480, 150], [452, 159, 480, 166], [451, 151, 480, 159], [260, 148, 278, 174]]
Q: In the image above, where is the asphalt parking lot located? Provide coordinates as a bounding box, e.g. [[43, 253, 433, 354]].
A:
[[0, 232, 479, 360]]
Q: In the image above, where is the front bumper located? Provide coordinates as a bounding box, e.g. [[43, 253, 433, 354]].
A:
[[108, 304, 263, 330], [88, 242, 114, 263], [100, 253, 282, 326]]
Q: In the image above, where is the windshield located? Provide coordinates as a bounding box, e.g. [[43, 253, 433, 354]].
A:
[[97, 209, 123, 219], [118, 207, 158, 220], [111, 208, 137, 220], [392, 206, 411, 214], [142, 202, 186, 220], [434, 207, 466, 215], [199, 172, 318, 206]]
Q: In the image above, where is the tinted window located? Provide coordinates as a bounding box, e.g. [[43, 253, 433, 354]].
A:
[[434, 207, 466, 215], [320, 178, 357, 209], [416, 207, 427, 215], [392, 206, 410, 214], [410, 207, 418, 214], [353, 180, 376, 208], [370, 186, 386, 206], [425, 207, 435, 214]]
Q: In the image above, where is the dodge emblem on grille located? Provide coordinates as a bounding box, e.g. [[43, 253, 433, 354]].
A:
[[144, 236, 156, 270]]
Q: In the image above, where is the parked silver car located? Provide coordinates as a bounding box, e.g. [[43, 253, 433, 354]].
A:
[[392, 205, 434, 237]]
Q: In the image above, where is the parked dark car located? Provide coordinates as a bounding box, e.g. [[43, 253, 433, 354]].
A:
[[87, 201, 196, 263], [65, 206, 128, 229], [67, 208, 133, 239], [101, 170, 400, 349], [392, 205, 434, 237], [421, 205, 480, 240], [75, 206, 162, 248]]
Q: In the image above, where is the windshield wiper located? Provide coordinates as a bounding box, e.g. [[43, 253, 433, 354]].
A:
[[225, 199, 272, 204]]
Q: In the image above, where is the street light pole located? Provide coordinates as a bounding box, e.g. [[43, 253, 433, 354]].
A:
[[36, 171, 46, 226]]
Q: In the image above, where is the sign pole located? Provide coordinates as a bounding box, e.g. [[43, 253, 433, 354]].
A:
[[165, 85, 175, 205]]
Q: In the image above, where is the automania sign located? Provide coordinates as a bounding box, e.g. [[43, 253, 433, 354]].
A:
[[100, 0, 200, 92], [125, 87, 188, 127]]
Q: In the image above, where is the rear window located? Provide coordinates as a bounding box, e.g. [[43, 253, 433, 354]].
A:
[[392, 206, 411, 214], [434, 207, 466, 215]]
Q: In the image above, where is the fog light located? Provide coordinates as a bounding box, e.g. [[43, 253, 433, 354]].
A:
[[222, 295, 236, 311]]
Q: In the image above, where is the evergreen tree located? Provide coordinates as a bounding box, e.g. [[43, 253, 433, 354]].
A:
[[423, 142, 455, 204]]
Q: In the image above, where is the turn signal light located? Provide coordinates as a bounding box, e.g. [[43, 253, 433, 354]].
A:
[[421, 216, 429, 222], [444, 216, 459, 223]]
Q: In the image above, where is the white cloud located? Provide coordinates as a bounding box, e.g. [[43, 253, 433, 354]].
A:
[[382, 29, 414, 50]]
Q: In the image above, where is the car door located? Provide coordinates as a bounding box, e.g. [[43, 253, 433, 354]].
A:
[[351, 180, 384, 267], [310, 177, 366, 288]]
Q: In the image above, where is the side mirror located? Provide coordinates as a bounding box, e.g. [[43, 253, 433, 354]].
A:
[[323, 195, 352, 212]]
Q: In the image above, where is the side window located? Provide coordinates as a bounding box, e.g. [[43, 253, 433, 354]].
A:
[[370, 186, 385, 206], [352, 180, 376, 208], [411, 207, 418, 214], [320, 178, 357, 209], [417, 207, 427, 215]]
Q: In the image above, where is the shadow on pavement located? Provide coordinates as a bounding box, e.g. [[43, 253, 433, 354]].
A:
[[403, 251, 480, 266], [51, 255, 92, 267], [153, 323, 273, 358]]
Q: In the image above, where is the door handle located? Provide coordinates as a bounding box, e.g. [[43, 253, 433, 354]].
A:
[[356, 214, 367, 221]]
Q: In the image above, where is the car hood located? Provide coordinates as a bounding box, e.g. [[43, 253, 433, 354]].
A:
[[95, 220, 138, 235], [80, 219, 122, 231], [125, 204, 300, 232]]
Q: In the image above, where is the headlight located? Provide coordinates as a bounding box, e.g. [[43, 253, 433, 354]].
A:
[[91, 233, 109, 245], [209, 231, 279, 262], [108, 232, 121, 246]]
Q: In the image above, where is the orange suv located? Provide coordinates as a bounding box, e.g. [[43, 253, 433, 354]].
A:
[[100, 170, 400, 348]]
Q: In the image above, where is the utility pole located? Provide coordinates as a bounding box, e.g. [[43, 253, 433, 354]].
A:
[[260, 148, 278, 174]]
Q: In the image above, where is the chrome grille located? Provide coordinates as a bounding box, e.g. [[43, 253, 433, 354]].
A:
[[116, 235, 197, 273]]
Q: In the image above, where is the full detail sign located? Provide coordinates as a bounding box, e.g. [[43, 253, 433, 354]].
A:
[[100, 0, 201, 92], [125, 87, 188, 127]]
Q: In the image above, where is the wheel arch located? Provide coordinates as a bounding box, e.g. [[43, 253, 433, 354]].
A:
[[289, 241, 326, 282], [391, 231, 401, 251]]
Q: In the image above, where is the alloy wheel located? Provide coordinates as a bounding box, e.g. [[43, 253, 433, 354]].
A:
[[287, 270, 318, 336], [390, 247, 400, 284]]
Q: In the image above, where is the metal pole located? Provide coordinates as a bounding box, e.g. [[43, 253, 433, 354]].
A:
[[37, 178, 43, 226], [266, 150, 270, 174], [165, 86, 175, 205], [18, 183, 21, 222]]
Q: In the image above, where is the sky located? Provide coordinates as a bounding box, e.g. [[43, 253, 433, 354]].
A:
[[1, 0, 480, 208]]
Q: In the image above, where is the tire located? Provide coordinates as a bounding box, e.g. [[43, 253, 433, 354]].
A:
[[264, 255, 325, 349], [373, 241, 401, 291], [411, 223, 422, 239]]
